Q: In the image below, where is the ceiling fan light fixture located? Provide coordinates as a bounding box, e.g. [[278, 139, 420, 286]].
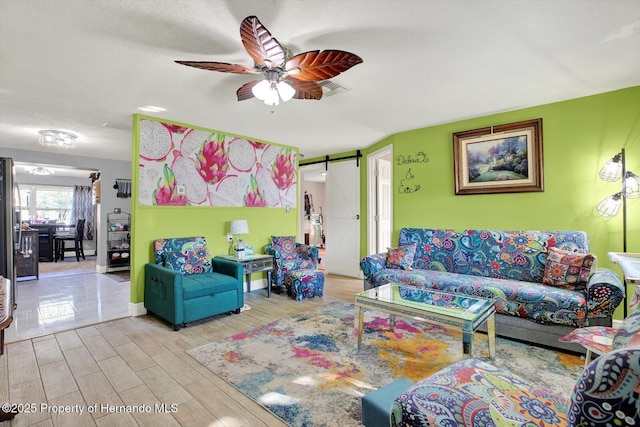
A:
[[263, 87, 280, 106], [251, 79, 271, 100], [38, 130, 77, 149], [277, 81, 295, 102]]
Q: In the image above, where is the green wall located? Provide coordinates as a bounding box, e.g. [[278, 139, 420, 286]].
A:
[[130, 115, 299, 304], [360, 86, 640, 318], [131, 87, 639, 318]]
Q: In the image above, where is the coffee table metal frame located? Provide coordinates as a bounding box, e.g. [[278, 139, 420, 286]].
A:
[[354, 283, 496, 358]]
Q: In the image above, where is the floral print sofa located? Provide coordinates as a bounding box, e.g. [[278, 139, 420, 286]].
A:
[[389, 310, 640, 427], [359, 228, 624, 352]]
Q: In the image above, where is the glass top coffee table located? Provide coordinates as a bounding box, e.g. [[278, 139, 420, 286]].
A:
[[354, 283, 496, 358]]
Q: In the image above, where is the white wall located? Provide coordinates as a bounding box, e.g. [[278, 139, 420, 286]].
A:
[[0, 148, 131, 270]]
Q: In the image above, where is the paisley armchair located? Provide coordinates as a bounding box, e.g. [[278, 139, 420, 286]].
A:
[[265, 236, 319, 287]]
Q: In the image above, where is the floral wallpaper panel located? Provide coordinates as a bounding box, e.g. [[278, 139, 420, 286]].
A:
[[138, 119, 297, 207]]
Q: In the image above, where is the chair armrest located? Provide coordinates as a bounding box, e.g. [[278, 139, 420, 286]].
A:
[[359, 253, 388, 283], [586, 268, 625, 319], [144, 263, 184, 325], [212, 258, 243, 282]]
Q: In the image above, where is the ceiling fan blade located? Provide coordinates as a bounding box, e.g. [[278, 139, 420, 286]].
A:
[[240, 16, 285, 69], [175, 61, 258, 75], [285, 50, 363, 81], [286, 78, 323, 100], [236, 80, 260, 101]]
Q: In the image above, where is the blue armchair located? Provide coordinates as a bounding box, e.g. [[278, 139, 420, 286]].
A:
[[265, 235, 319, 287], [144, 236, 243, 331]]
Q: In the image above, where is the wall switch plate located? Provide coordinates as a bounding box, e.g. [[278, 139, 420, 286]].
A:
[[227, 233, 233, 242]]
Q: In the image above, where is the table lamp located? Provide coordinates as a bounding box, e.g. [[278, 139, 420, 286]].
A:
[[229, 220, 249, 258]]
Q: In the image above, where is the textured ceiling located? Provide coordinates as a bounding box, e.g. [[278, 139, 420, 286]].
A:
[[1, 1, 639, 171]]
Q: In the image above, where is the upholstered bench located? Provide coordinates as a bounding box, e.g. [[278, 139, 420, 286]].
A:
[[362, 378, 414, 427], [283, 269, 325, 301]]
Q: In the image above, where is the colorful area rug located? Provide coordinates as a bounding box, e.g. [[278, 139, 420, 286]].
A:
[[188, 302, 583, 427]]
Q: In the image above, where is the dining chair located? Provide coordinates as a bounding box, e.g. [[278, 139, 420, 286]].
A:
[[54, 219, 86, 262]]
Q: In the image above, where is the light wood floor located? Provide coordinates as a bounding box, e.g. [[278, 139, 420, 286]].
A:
[[1, 275, 363, 427]]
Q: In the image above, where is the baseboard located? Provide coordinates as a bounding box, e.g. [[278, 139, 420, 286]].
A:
[[613, 318, 623, 328], [247, 278, 268, 293], [96, 264, 107, 274], [129, 302, 146, 317]]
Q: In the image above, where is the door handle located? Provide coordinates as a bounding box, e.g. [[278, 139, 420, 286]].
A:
[[355, 214, 360, 220]]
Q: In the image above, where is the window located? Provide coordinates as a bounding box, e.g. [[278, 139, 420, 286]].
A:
[[18, 185, 74, 224]]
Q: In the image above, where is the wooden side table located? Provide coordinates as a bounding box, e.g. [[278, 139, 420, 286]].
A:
[[608, 252, 640, 317], [215, 254, 275, 297]]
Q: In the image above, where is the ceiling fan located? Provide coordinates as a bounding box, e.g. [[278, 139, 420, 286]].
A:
[[176, 16, 363, 106]]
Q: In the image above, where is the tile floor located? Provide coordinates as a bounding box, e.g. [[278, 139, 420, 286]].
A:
[[6, 270, 130, 344]]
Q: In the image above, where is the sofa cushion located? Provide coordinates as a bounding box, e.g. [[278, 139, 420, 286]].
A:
[[370, 268, 588, 327], [399, 228, 590, 283], [542, 247, 594, 291], [386, 243, 416, 270], [182, 273, 239, 300]]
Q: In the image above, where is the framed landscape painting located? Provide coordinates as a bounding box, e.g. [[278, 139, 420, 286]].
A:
[[453, 118, 544, 195]]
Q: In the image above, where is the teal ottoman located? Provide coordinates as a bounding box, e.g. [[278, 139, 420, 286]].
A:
[[361, 378, 414, 427]]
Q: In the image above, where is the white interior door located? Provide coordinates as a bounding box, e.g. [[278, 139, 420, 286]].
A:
[[376, 158, 392, 253], [325, 160, 361, 278]]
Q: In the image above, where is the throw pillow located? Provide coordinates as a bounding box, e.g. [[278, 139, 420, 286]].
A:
[[542, 247, 594, 291], [271, 236, 297, 256], [386, 243, 417, 270]]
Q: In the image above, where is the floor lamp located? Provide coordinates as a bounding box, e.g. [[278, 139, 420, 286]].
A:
[[596, 148, 639, 317], [596, 148, 640, 253]]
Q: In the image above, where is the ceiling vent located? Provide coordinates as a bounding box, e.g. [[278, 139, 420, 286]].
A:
[[319, 80, 351, 97]]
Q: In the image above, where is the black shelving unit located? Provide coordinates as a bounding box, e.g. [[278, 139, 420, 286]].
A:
[[106, 210, 130, 272]]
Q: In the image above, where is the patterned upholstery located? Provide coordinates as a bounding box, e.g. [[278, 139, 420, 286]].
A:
[[559, 309, 640, 360], [567, 348, 640, 426], [390, 311, 640, 427], [391, 358, 570, 426], [360, 229, 624, 328], [153, 236, 212, 274], [283, 269, 325, 301], [266, 238, 319, 286]]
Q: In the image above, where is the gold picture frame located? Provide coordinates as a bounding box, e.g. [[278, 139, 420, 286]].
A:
[[453, 118, 544, 195]]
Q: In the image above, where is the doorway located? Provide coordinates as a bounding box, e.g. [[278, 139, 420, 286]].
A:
[[367, 146, 393, 255], [324, 160, 361, 278], [300, 165, 327, 268]]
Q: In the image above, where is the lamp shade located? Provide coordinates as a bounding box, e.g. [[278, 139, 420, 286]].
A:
[[230, 219, 249, 235], [277, 81, 295, 102], [595, 193, 622, 217], [251, 80, 270, 101], [598, 153, 623, 181], [623, 171, 640, 199]]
